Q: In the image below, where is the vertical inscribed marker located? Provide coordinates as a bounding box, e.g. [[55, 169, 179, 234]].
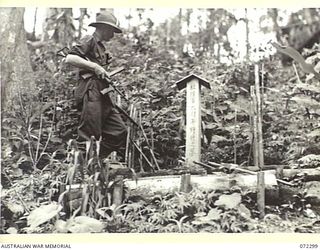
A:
[[176, 74, 210, 170]]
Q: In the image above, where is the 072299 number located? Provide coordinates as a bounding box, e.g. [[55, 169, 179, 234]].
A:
[[300, 244, 318, 248]]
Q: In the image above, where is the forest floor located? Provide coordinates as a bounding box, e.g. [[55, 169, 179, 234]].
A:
[[1, 166, 320, 234]]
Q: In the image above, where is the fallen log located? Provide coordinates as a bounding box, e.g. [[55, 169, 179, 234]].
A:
[[137, 167, 207, 177], [125, 172, 279, 204], [62, 168, 320, 206]]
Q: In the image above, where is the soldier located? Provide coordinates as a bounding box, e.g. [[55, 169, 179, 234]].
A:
[[65, 11, 127, 158]]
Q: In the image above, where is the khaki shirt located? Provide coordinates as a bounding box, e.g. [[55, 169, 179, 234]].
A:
[[69, 34, 111, 75], [69, 34, 111, 107]]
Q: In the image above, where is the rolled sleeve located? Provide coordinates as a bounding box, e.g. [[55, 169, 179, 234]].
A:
[[68, 35, 94, 59]]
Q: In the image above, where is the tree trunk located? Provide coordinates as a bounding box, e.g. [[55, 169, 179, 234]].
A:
[[269, 8, 281, 42], [245, 8, 250, 61], [42, 8, 74, 47], [303, 8, 314, 24], [0, 7, 34, 108], [77, 8, 88, 39]]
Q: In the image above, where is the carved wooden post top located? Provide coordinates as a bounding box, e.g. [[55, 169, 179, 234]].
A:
[[175, 73, 211, 90]]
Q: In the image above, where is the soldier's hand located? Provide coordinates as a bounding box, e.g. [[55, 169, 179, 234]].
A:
[[94, 64, 110, 80]]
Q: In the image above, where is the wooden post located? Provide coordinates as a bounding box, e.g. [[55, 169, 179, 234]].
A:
[[255, 65, 264, 170], [257, 171, 265, 218], [186, 78, 201, 167], [276, 166, 284, 179], [252, 64, 265, 219], [176, 74, 210, 193], [131, 106, 137, 169], [138, 109, 144, 172], [125, 104, 134, 169], [176, 74, 210, 169], [110, 94, 122, 162], [112, 175, 124, 207], [180, 173, 192, 192], [250, 86, 259, 167], [233, 108, 237, 164]]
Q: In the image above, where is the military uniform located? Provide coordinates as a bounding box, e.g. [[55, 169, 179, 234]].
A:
[[69, 34, 127, 158]]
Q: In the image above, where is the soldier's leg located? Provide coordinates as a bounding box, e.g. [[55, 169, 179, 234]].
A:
[[78, 85, 111, 142], [100, 107, 127, 158]]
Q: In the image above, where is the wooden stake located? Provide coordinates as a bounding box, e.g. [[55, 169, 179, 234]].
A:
[[233, 108, 237, 164], [250, 86, 259, 167], [180, 173, 192, 193], [131, 106, 137, 169], [276, 166, 284, 179], [150, 119, 154, 152], [111, 94, 122, 161], [257, 171, 265, 218], [112, 175, 124, 207], [253, 64, 265, 219], [138, 109, 144, 172], [138, 118, 161, 170], [125, 104, 134, 169], [255, 65, 264, 170], [130, 138, 154, 170]]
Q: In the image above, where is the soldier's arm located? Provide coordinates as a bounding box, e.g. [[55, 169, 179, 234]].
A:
[[65, 54, 109, 79], [65, 35, 110, 79]]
